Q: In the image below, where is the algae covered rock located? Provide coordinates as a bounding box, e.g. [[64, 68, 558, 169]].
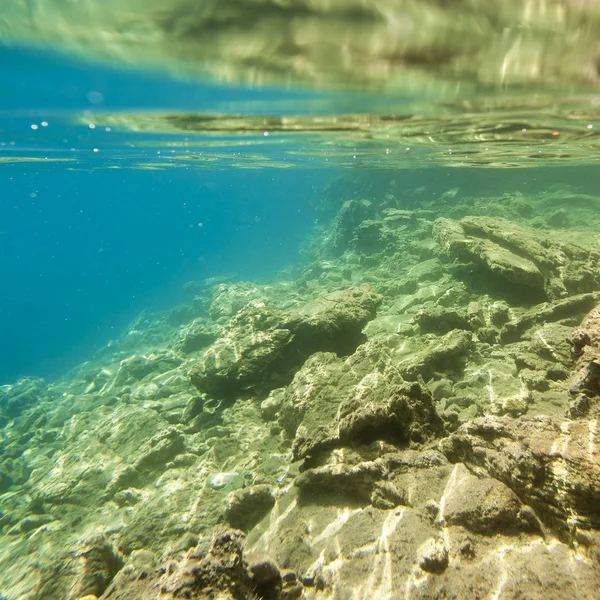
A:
[[0, 377, 47, 419], [225, 484, 276, 531], [439, 464, 533, 535], [569, 303, 600, 417], [111, 351, 182, 389], [395, 328, 473, 381], [103, 529, 257, 600], [440, 415, 600, 533], [189, 285, 381, 399], [434, 216, 600, 302], [323, 198, 375, 256], [280, 341, 444, 461], [177, 317, 219, 354]]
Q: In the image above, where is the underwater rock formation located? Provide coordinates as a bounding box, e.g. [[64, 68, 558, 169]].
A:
[[569, 303, 600, 417], [102, 529, 270, 600], [433, 216, 600, 302], [3, 187, 600, 599], [189, 285, 381, 399]]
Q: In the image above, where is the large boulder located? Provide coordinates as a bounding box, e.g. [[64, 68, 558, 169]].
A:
[[433, 216, 600, 302], [279, 341, 444, 461], [322, 199, 375, 256], [189, 285, 381, 399], [439, 415, 600, 533]]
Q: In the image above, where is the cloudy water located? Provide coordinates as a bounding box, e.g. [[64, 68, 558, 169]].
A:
[[1, 2, 600, 599]]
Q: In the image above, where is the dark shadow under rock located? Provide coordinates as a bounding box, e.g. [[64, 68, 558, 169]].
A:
[[225, 485, 276, 532]]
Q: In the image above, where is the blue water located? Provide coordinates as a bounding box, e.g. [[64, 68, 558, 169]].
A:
[[0, 46, 328, 384]]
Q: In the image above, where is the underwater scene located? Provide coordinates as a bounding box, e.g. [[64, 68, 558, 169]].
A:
[[1, 1, 600, 599]]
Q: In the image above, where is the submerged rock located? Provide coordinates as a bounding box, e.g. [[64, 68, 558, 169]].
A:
[[569, 303, 600, 417], [279, 341, 444, 461], [440, 415, 600, 533], [0, 377, 47, 419], [439, 464, 535, 535], [323, 199, 375, 256], [103, 529, 258, 600], [189, 285, 381, 399], [433, 216, 600, 302]]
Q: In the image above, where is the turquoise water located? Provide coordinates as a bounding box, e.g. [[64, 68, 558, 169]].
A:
[[0, 46, 333, 383], [2, 4, 600, 599]]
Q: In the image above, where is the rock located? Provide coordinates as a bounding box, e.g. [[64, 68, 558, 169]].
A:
[[323, 199, 375, 256], [395, 329, 473, 381], [225, 485, 276, 531], [501, 293, 599, 343], [433, 216, 600, 301], [102, 529, 253, 600], [209, 281, 265, 320], [454, 355, 531, 417], [338, 381, 444, 448], [246, 551, 282, 599], [280, 570, 303, 600], [111, 352, 182, 389], [260, 388, 285, 421], [569, 304, 600, 417], [417, 537, 449, 573], [439, 464, 528, 534], [439, 415, 600, 534], [0, 468, 13, 493], [350, 220, 395, 255], [8, 514, 54, 535], [0, 377, 47, 419], [189, 285, 381, 399], [414, 306, 470, 334], [280, 341, 443, 461], [177, 318, 218, 354], [33, 536, 125, 600], [429, 379, 453, 401], [295, 460, 386, 504]]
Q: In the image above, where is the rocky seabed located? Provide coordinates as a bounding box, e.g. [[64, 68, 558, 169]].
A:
[[1, 187, 600, 599]]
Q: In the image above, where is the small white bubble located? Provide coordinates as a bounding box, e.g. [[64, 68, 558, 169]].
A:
[[587, 124, 594, 129], [30, 124, 39, 130], [88, 123, 96, 129], [405, 147, 410, 151], [41, 121, 48, 127], [198, 222, 203, 227], [93, 148, 99, 153], [522, 128, 527, 133], [30, 192, 37, 198], [105, 127, 111, 132], [263, 131, 269, 136]]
